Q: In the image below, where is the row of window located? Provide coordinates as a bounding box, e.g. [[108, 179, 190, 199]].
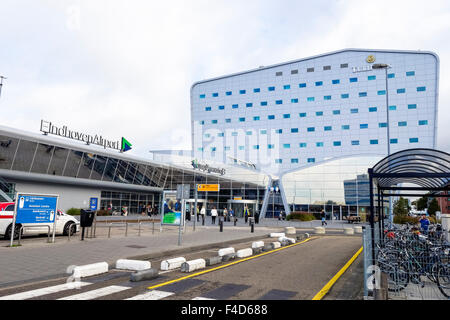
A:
[[199, 72, 419, 98]]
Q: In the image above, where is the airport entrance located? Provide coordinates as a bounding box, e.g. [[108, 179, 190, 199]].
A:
[[227, 199, 259, 218]]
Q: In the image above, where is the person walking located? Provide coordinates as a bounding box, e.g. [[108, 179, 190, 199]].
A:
[[211, 206, 218, 224], [147, 204, 152, 217], [244, 205, 249, 224], [223, 207, 228, 222], [229, 208, 234, 222], [321, 210, 327, 226], [200, 205, 206, 225]]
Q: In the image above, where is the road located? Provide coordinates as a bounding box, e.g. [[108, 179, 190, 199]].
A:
[[0, 235, 363, 300]]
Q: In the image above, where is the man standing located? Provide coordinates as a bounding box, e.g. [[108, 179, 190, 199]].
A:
[[244, 205, 249, 224], [211, 206, 218, 224], [321, 210, 327, 226], [419, 215, 430, 234], [200, 205, 206, 225]]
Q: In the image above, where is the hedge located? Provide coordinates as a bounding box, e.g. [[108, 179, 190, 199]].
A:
[[287, 212, 316, 221]]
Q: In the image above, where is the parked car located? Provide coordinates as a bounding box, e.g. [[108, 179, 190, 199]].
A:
[[0, 202, 80, 239]]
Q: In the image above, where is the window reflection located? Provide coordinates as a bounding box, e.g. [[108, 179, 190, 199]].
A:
[[12, 139, 37, 172], [0, 135, 20, 170]]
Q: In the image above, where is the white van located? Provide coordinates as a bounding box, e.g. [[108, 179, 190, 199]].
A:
[[0, 202, 80, 240]]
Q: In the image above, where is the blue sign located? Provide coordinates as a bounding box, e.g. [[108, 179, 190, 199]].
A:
[[15, 194, 58, 224], [90, 197, 98, 211]]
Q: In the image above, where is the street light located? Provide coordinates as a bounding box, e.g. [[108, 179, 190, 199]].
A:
[[0, 76, 6, 98]]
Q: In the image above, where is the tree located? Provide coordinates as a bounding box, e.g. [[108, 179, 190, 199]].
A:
[[428, 198, 440, 216], [416, 196, 428, 211], [393, 197, 409, 216]]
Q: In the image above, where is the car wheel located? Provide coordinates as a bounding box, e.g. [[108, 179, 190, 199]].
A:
[[5, 224, 22, 240], [63, 222, 76, 236]]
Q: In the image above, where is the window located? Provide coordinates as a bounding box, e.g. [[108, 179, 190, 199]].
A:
[[291, 128, 299, 133], [351, 140, 360, 146], [397, 88, 406, 94], [359, 92, 367, 97], [299, 113, 307, 118], [205, 106, 211, 111], [232, 132, 238, 136], [379, 122, 387, 128], [239, 89, 246, 94], [360, 124, 368, 129], [198, 147, 203, 151], [283, 114, 290, 119], [340, 63, 348, 68], [323, 65, 331, 71], [291, 158, 299, 163], [276, 100, 283, 105], [388, 73, 395, 79], [307, 158, 315, 163], [368, 75, 376, 80], [332, 79, 340, 84], [291, 69, 298, 74], [418, 120, 428, 125], [408, 104, 417, 109], [307, 127, 315, 132], [246, 103, 253, 107], [370, 139, 379, 145], [307, 67, 314, 72], [268, 115, 275, 120], [390, 139, 398, 144], [253, 116, 260, 121], [283, 84, 291, 90], [316, 111, 323, 116], [349, 77, 358, 83], [218, 132, 224, 137], [341, 93, 349, 99], [398, 121, 407, 127], [333, 110, 341, 115], [253, 145, 259, 149], [254, 88, 260, 93], [283, 144, 291, 149], [268, 144, 275, 149], [275, 71, 283, 76], [316, 142, 324, 147], [199, 94, 206, 99], [260, 129, 267, 134], [239, 117, 245, 122], [307, 97, 315, 102], [224, 146, 230, 151], [211, 147, 216, 152], [333, 141, 341, 146], [226, 91, 232, 96], [275, 129, 283, 134], [211, 119, 218, 124], [225, 118, 231, 123], [369, 107, 377, 112], [377, 90, 386, 95], [389, 105, 397, 111], [417, 86, 426, 92], [212, 92, 219, 97], [204, 133, 210, 138], [350, 108, 359, 114], [268, 86, 275, 91], [291, 98, 299, 103], [324, 126, 332, 131], [218, 105, 225, 110], [299, 143, 307, 148], [260, 101, 267, 106], [324, 95, 331, 100], [275, 159, 283, 164], [238, 146, 245, 150], [409, 137, 419, 143], [406, 71, 415, 76], [342, 125, 350, 130], [232, 104, 239, 109], [315, 81, 323, 86], [299, 83, 307, 88]]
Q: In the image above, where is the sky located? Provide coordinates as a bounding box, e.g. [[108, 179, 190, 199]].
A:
[[0, 0, 449, 158]]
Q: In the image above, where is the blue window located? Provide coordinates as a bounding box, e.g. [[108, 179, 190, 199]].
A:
[[388, 73, 395, 78], [341, 93, 349, 99], [218, 132, 224, 137], [349, 77, 358, 83], [205, 106, 211, 111], [409, 137, 419, 143], [218, 105, 225, 110], [324, 126, 332, 131], [299, 113, 307, 118], [299, 83, 306, 88], [260, 101, 267, 106], [299, 143, 307, 148], [359, 92, 367, 97], [350, 108, 359, 114], [253, 145, 259, 150], [332, 79, 340, 84], [239, 89, 246, 94], [275, 129, 283, 134], [232, 104, 239, 109], [379, 122, 387, 128], [368, 75, 376, 80], [260, 129, 267, 135], [246, 103, 253, 107], [231, 132, 238, 136], [204, 133, 210, 138], [212, 92, 219, 97], [324, 95, 331, 100], [283, 114, 290, 119], [275, 159, 283, 164], [268, 144, 275, 149], [211, 147, 216, 152], [307, 158, 315, 163], [418, 120, 428, 125], [360, 124, 368, 129], [291, 158, 299, 164], [333, 141, 341, 146], [370, 139, 379, 145], [417, 86, 426, 92], [268, 86, 275, 91], [224, 146, 230, 151], [291, 128, 299, 133], [316, 142, 324, 147], [276, 100, 283, 105], [369, 107, 377, 112], [225, 118, 231, 123], [199, 94, 206, 99], [253, 88, 260, 93], [351, 140, 360, 146], [342, 125, 350, 130], [283, 84, 291, 90], [389, 105, 397, 111], [397, 88, 406, 94], [307, 127, 315, 132], [253, 116, 260, 121], [390, 139, 398, 144], [197, 147, 203, 151], [239, 117, 245, 122], [291, 98, 299, 103], [315, 81, 323, 86], [398, 121, 407, 127], [333, 110, 341, 115], [283, 144, 291, 149], [307, 97, 315, 102], [226, 91, 232, 96], [238, 146, 245, 150], [408, 104, 417, 109], [316, 111, 323, 116], [211, 119, 218, 124], [406, 71, 415, 76], [377, 90, 386, 95], [268, 115, 275, 120]]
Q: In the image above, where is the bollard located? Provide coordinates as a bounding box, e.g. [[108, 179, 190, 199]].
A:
[[108, 224, 112, 238], [206, 256, 222, 266], [234, 218, 237, 226], [130, 268, 159, 282], [138, 222, 141, 236], [152, 219, 155, 234], [125, 222, 128, 237], [219, 220, 223, 232], [251, 221, 254, 233], [222, 253, 236, 262]]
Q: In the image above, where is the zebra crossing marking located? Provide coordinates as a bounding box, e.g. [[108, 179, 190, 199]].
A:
[[0, 282, 92, 300]]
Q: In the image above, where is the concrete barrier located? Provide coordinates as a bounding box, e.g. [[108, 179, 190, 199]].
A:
[[160, 257, 186, 271], [218, 247, 235, 257], [344, 227, 354, 235], [272, 241, 281, 249], [314, 227, 326, 234], [181, 259, 206, 273], [252, 247, 263, 254], [222, 253, 236, 262], [73, 262, 108, 278], [252, 241, 264, 249], [205, 256, 222, 266], [130, 268, 159, 282], [236, 248, 253, 258], [270, 233, 285, 238], [116, 259, 151, 271], [353, 226, 363, 234], [285, 227, 296, 235]]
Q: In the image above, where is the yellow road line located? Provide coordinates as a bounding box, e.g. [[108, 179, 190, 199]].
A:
[[312, 246, 363, 300], [147, 236, 316, 290]]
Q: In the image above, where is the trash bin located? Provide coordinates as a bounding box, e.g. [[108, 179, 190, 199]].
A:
[[80, 209, 96, 228]]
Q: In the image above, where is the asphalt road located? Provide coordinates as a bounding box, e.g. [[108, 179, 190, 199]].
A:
[[0, 235, 363, 300]]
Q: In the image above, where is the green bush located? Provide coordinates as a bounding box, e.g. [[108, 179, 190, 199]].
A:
[[393, 215, 419, 225], [66, 208, 81, 216], [287, 212, 316, 221]]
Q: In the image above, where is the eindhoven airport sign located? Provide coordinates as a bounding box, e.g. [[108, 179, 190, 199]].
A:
[[191, 159, 226, 176], [40, 120, 132, 152]]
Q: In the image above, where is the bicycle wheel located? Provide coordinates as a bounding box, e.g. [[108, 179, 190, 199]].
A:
[[436, 264, 450, 298], [382, 262, 409, 292]]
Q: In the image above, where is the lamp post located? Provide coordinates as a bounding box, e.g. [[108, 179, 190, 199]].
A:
[[0, 76, 6, 98]]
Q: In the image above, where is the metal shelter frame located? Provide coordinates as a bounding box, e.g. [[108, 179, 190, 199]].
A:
[[368, 148, 450, 264]]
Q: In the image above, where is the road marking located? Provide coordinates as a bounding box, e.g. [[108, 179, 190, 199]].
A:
[[0, 282, 92, 300], [147, 236, 316, 291], [126, 290, 174, 300], [192, 297, 215, 300], [312, 246, 363, 300], [58, 285, 129, 300]]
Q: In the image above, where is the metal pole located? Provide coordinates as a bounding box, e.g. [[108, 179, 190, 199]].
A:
[[368, 169, 376, 265], [194, 184, 198, 231]]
